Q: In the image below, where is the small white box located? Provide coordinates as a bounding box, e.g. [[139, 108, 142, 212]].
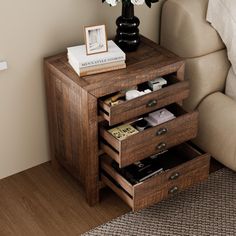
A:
[[148, 77, 167, 91], [146, 108, 175, 126]]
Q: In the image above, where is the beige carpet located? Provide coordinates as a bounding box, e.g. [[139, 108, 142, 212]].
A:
[[83, 169, 236, 236]]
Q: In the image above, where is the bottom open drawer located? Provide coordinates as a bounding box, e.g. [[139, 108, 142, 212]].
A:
[[101, 142, 210, 211]]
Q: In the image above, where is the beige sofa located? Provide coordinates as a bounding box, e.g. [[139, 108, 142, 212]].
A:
[[160, 0, 236, 171]]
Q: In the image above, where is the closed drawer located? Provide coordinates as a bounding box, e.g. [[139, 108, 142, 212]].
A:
[[101, 143, 210, 211], [99, 75, 189, 126], [100, 104, 198, 168]]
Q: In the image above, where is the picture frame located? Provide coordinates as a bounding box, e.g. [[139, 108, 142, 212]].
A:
[[84, 25, 108, 55]]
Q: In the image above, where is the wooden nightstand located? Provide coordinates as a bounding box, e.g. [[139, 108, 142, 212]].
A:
[[44, 36, 210, 211]]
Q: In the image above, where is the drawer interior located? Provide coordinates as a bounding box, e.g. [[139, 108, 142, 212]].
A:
[[99, 104, 198, 167], [99, 74, 179, 107], [101, 142, 210, 211], [100, 103, 189, 135], [98, 74, 189, 125]]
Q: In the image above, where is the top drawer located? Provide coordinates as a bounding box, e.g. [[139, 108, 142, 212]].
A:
[[99, 75, 189, 126]]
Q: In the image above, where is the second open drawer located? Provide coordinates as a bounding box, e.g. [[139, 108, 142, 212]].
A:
[[100, 104, 198, 168]]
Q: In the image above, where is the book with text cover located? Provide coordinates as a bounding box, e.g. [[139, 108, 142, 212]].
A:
[[67, 40, 126, 68], [68, 56, 126, 77]]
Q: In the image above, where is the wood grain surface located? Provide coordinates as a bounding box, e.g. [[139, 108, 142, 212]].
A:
[[44, 36, 187, 207], [0, 163, 129, 236], [44, 62, 99, 205], [100, 104, 198, 167], [46, 36, 185, 98], [44, 35, 212, 212], [101, 143, 210, 211], [99, 77, 189, 125], [0, 157, 222, 235]]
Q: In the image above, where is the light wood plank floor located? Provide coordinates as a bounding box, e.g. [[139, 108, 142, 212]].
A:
[[0, 162, 130, 236]]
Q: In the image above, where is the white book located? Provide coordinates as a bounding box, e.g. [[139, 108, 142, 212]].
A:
[[67, 40, 126, 68], [68, 56, 126, 76], [69, 56, 125, 72]]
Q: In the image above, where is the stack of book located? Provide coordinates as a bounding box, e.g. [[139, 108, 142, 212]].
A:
[[67, 40, 126, 77]]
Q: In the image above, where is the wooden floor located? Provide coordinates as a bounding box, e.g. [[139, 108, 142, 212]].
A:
[[0, 162, 129, 236], [0, 159, 223, 236]]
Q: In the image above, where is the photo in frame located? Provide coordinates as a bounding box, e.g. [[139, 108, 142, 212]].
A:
[[84, 25, 108, 55]]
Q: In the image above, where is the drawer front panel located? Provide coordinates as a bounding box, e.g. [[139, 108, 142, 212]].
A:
[[133, 164, 209, 211], [134, 152, 210, 198], [100, 110, 198, 167], [99, 80, 189, 126]]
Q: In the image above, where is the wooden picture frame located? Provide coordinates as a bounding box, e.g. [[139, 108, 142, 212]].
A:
[[84, 25, 108, 55]]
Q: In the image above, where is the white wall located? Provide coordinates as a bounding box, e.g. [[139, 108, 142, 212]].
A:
[[0, 0, 163, 179]]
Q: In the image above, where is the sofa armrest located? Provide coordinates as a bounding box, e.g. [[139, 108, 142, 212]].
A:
[[184, 50, 230, 111]]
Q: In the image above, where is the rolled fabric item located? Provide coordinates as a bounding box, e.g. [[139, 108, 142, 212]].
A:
[[144, 89, 152, 94], [135, 119, 149, 131]]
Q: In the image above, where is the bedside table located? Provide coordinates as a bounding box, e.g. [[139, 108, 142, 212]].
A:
[[44, 36, 210, 211]]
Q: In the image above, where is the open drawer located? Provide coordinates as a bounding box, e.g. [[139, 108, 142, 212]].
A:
[[99, 75, 189, 126], [101, 143, 210, 212], [100, 104, 198, 168]]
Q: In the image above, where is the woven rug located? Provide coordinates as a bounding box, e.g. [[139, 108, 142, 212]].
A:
[[83, 168, 236, 236]]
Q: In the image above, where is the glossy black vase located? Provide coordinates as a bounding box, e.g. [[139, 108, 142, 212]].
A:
[[115, 3, 140, 52]]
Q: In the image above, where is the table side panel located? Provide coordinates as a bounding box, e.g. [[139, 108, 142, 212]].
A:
[[44, 62, 99, 205]]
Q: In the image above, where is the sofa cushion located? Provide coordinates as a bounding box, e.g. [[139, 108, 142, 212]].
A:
[[207, 0, 236, 101], [183, 49, 230, 111], [161, 0, 225, 58]]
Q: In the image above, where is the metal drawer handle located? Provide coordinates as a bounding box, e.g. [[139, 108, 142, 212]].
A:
[[168, 186, 179, 195], [156, 142, 167, 150], [156, 128, 168, 136], [147, 99, 157, 108], [169, 172, 180, 181]]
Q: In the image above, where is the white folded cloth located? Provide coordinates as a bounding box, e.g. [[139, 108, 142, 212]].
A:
[[207, 0, 236, 100]]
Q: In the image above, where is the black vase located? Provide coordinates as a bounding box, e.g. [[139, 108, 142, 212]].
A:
[[115, 3, 140, 52]]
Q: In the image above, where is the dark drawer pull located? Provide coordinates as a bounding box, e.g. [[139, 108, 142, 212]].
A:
[[169, 172, 180, 181], [156, 142, 167, 150], [147, 99, 157, 108], [156, 128, 168, 136], [168, 186, 178, 195]]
